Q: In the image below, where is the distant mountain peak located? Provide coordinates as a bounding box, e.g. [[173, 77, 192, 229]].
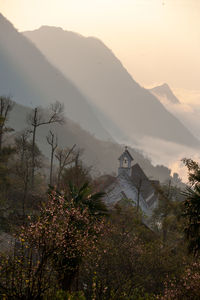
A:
[[24, 28, 200, 148], [149, 83, 180, 104], [159, 83, 169, 88], [29, 25, 89, 40], [38, 25, 64, 31]]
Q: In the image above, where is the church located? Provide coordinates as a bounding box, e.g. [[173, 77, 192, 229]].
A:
[[103, 147, 159, 218]]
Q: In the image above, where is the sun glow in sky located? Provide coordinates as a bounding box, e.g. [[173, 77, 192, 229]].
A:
[[1, 0, 200, 92]]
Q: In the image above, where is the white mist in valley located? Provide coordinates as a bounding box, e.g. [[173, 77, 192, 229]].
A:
[[121, 134, 200, 183]]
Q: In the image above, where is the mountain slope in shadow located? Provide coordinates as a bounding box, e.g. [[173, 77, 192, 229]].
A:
[[24, 26, 199, 148], [8, 101, 172, 183], [0, 14, 111, 141]]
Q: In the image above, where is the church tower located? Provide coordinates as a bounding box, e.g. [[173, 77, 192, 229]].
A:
[[118, 146, 133, 177]]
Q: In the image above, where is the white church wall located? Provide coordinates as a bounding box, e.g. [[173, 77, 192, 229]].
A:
[[104, 174, 154, 217]]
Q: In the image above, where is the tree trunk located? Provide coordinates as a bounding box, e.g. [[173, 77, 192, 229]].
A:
[[31, 125, 36, 187], [0, 125, 3, 155], [49, 148, 54, 186], [57, 169, 61, 190], [22, 175, 28, 225], [60, 269, 78, 292]]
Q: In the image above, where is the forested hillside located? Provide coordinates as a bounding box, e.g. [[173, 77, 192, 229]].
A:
[[8, 100, 172, 182], [0, 96, 199, 299]]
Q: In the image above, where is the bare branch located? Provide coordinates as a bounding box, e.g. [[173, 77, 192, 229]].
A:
[[27, 102, 65, 128], [48, 101, 65, 125], [46, 130, 58, 151], [26, 101, 65, 186], [55, 144, 76, 189], [0, 96, 14, 119]]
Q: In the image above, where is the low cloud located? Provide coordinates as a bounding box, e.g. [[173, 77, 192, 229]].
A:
[[173, 88, 200, 107], [130, 135, 200, 183], [150, 87, 200, 140], [117, 85, 200, 182]]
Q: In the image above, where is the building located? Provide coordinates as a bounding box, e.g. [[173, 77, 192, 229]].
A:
[[103, 147, 159, 218]]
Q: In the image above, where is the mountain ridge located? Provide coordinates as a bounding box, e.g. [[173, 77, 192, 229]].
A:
[[149, 83, 180, 104], [24, 26, 200, 148], [0, 14, 111, 141]]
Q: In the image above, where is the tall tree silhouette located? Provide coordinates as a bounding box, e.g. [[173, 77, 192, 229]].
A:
[[27, 101, 64, 186], [46, 130, 58, 186], [55, 144, 76, 190]]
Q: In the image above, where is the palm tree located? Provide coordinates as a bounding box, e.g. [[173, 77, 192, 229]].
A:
[[182, 158, 200, 256], [68, 182, 107, 217], [183, 185, 200, 256]]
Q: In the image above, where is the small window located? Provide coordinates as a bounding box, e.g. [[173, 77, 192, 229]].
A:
[[123, 157, 128, 167]]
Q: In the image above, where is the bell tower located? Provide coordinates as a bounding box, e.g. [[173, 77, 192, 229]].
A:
[[118, 146, 133, 177]]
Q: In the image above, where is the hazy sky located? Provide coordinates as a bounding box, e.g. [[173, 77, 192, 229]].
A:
[[1, 0, 200, 92]]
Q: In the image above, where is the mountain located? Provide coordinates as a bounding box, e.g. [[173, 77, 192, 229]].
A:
[[149, 83, 200, 142], [0, 14, 112, 141], [149, 83, 180, 104], [8, 101, 172, 183], [24, 26, 199, 148]]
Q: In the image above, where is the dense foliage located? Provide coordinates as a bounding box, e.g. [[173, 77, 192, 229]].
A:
[[0, 97, 199, 299]]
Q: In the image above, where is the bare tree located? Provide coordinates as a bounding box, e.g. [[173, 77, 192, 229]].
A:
[[74, 148, 84, 168], [136, 178, 143, 213], [15, 129, 31, 164], [27, 101, 64, 186], [46, 130, 58, 186], [0, 96, 14, 154], [55, 144, 76, 190], [60, 148, 92, 194]]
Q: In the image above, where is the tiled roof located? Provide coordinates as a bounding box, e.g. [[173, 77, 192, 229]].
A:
[[131, 163, 158, 206]]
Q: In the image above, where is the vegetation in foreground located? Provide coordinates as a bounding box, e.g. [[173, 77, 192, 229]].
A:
[[0, 96, 199, 299]]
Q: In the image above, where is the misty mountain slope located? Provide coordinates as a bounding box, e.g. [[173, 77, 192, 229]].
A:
[[24, 26, 199, 147], [0, 14, 112, 141], [149, 83, 180, 104], [149, 83, 200, 141], [7, 101, 172, 183]]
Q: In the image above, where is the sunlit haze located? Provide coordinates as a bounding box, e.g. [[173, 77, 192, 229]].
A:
[[1, 0, 200, 181], [1, 2, 200, 292], [1, 0, 200, 92]]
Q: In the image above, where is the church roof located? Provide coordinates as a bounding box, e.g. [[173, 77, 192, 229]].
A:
[[103, 154, 159, 213], [118, 148, 134, 161], [131, 163, 158, 206], [117, 171, 150, 212]]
